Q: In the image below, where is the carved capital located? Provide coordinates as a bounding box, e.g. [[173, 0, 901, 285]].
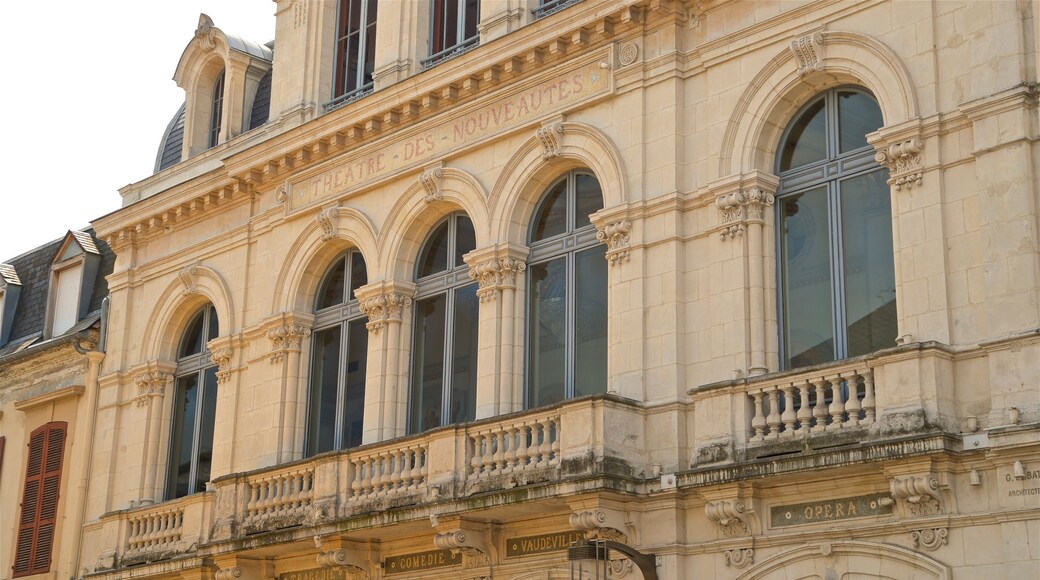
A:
[[179, 262, 200, 295], [133, 371, 173, 407], [910, 527, 948, 551], [268, 324, 312, 362], [874, 137, 924, 190], [536, 122, 564, 160], [595, 220, 632, 265], [467, 258, 527, 302], [358, 292, 413, 333], [419, 166, 444, 204], [716, 187, 774, 240], [790, 31, 824, 76], [704, 500, 754, 538], [724, 548, 754, 568], [210, 347, 234, 384], [317, 207, 338, 241], [890, 475, 945, 517]]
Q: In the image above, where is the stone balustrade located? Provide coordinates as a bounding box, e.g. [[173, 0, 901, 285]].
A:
[[124, 505, 184, 558], [468, 413, 560, 479], [244, 466, 314, 526], [349, 442, 428, 500]]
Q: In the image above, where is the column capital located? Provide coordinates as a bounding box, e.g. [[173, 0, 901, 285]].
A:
[[707, 171, 779, 240], [355, 280, 416, 333], [868, 118, 927, 191], [464, 243, 529, 302]]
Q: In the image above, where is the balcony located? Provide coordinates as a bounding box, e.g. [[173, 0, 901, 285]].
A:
[[89, 395, 648, 572]]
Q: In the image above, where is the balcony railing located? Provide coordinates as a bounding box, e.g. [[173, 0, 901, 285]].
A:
[[533, 0, 583, 19]]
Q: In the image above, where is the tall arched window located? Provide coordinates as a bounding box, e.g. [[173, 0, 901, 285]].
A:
[[410, 213, 478, 433], [208, 69, 225, 149], [308, 251, 369, 455], [167, 304, 219, 499], [527, 171, 606, 408], [776, 87, 895, 369]]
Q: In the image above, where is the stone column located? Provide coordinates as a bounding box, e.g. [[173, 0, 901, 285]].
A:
[[356, 281, 416, 443], [464, 244, 528, 419], [267, 319, 313, 462]]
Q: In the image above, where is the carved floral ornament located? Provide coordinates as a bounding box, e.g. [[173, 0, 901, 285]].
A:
[[724, 548, 754, 569], [358, 292, 413, 333], [267, 324, 312, 362], [704, 499, 755, 538], [910, 527, 948, 551], [715, 188, 775, 240], [468, 258, 527, 302], [179, 262, 201, 295], [596, 219, 632, 265]]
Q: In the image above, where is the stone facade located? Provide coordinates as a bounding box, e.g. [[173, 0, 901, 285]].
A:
[[7, 1, 1040, 579]]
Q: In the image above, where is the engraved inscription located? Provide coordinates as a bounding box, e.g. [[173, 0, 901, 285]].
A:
[[506, 531, 584, 557], [280, 568, 348, 580], [384, 550, 461, 575], [770, 493, 892, 527], [287, 59, 611, 213]]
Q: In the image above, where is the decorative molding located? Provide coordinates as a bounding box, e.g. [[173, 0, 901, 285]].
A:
[[194, 14, 218, 52], [874, 138, 924, 190], [618, 42, 639, 66], [358, 292, 413, 333], [789, 31, 824, 76], [704, 500, 754, 538], [609, 558, 635, 577], [890, 475, 945, 517], [210, 347, 234, 384], [419, 166, 444, 204], [315, 550, 369, 580], [179, 262, 200, 295], [214, 567, 241, 580], [433, 530, 491, 567], [536, 121, 565, 160], [133, 371, 173, 407], [910, 528, 948, 551], [724, 548, 754, 568], [267, 324, 312, 363], [569, 509, 629, 543], [596, 220, 632, 265], [468, 258, 527, 302], [317, 207, 338, 241], [715, 187, 775, 240]]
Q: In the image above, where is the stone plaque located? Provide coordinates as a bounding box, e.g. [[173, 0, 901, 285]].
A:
[[384, 550, 461, 575], [771, 493, 892, 527], [506, 531, 584, 557], [280, 568, 348, 580], [286, 51, 612, 214]]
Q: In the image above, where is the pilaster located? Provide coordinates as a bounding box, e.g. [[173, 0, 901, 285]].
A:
[[356, 280, 416, 442]]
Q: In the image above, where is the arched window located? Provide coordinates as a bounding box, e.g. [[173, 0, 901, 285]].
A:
[[527, 171, 606, 407], [410, 213, 478, 433], [167, 304, 219, 499], [208, 69, 225, 149], [776, 87, 895, 369], [333, 0, 378, 101], [308, 251, 369, 455]]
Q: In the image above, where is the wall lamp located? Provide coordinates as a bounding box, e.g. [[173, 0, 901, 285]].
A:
[[568, 539, 658, 580]]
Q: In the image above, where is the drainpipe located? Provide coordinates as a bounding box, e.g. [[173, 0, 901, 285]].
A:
[[69, 297, 108, 579]]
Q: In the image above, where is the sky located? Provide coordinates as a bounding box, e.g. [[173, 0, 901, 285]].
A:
[[0, 1, 276, 260]]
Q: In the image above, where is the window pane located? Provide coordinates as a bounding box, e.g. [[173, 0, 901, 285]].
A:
[[528, 258, 567, 407], [450, 284, 479, 424], [194, 367, 218, 494], [454, 216, 476, 267], [349, 252, 368, 300], [530, 180, 567, 242], [841, 169, 896, 356], [318, 258, 346, 309], [463, 0, 479, 40], [574, 246, 607, 397], [342, 319, 368, 448], [168, 374, 199, 499], [780, 187, 835, 368], [574, 174, 604, 230], [838, 91, 883, 153], [206, 305, 219, 341], [411, 295, 446, 433], [417, 221, 450, 278], [179, 311, 205, 357], [779, 98, 826, 171], [307, 327, 341, 456], [363, 5, 377, 85]]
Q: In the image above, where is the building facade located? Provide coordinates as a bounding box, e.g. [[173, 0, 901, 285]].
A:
[[5, 0, 1039, 578]]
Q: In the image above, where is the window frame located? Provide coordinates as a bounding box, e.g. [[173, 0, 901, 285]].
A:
[[424, 0, 480, 68], [525, 170, 607, 408], [208, 69, 225, 149], [45, 254, 86, 339], [165, 305, 219, 500], [306, 250, 369, 455], [774, 86, 893, 369], [331, 0, 378, 106], [408, 212, 479, 434]]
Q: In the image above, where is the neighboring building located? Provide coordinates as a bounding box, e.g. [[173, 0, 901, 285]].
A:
[[12, 0, 1038, 579], [0, 230, 113, 579]]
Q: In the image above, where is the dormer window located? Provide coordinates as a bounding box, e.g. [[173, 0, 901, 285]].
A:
[[425, 0, 480, 68], [209, 69, 225, 148], [45, 232, 100, 339]]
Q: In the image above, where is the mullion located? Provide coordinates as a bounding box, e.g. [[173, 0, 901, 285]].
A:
[[188, 368, 204, 494]]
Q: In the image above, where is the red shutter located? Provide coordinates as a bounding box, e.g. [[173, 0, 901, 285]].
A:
[[13, 422, 66, 577]]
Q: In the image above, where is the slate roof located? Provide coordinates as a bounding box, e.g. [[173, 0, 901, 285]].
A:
[[248, 68, 272, 131], [0, 230, 114, 357]]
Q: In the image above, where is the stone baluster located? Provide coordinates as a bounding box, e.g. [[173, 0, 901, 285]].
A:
[[781, 384, 798, 436], [845, 372, 863, 426], [796, 380, 813, 433], [862, 370, 876, 424], [827, 376, 847, 429], [750, 391, 767, 442], [765, 388, 782, 439], [812, 379, 829, 432]]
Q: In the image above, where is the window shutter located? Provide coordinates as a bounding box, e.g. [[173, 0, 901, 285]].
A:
[[52, 265, 82, 335], [13, 422, 66, 577]]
